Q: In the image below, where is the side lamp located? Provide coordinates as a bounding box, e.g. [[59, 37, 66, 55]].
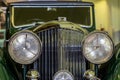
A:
[[26, 69, 40, 80], [84, 69, 101, 80]]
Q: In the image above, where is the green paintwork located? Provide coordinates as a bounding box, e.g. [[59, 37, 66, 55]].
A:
[[0, 48, 15, 80], [100, 42, 120, 80]]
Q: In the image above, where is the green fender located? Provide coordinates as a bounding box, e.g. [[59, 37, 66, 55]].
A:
[[113, 60, 120, 80], [102, 59, 120, 80], [0, 48, 15, 80], [100, 42, 120, 80], [113, 46, 120, 80]]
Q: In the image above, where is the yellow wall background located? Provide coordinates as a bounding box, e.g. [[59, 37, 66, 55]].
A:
[[84, 1, 109, 29], [83, 0, 112, 34]]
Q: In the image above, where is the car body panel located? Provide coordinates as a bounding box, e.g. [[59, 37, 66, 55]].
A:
[[100, 42, 120, 80], [0, 48, 15, 80]]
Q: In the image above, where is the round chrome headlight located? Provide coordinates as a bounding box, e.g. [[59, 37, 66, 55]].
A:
[[8, 30, 42, 64], [83, 31, 114, 64], [53, 70, 74, 80]]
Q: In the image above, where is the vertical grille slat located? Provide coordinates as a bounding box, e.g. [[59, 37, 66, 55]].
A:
[[55, 28, 58, 73], [50, 29, 53, 77], [47, 30, 50, 80], [45, 31, 48, 80], [28, 27, 86, 80], [41, 31, 44, 80], [44, 31, 46, 80]]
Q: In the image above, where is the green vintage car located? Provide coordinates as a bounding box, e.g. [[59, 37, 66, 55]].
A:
[[0, 1, 116, 80]]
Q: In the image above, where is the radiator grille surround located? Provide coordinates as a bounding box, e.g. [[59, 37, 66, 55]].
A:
[[28, 27, 86, 80]]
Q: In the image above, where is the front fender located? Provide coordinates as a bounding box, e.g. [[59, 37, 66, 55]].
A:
[[112, 43, 120, 80], [100, 42, 120, 80], [0, 48, 15, 80]]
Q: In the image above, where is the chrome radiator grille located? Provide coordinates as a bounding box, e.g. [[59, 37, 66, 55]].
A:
[[28, 27, 86, 80]]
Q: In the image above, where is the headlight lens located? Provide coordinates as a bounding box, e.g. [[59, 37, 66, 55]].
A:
[[83, 31, 114, 64], [53, 70, 74, 80], [8, 30, 42, 64]]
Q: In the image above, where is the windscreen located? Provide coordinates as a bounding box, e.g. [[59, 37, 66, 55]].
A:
[[12, 6, 92, 27]]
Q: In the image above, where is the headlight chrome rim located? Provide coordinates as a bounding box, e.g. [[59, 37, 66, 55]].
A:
[[8, 30, 42, 64], [82, 31, 114, 64]]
